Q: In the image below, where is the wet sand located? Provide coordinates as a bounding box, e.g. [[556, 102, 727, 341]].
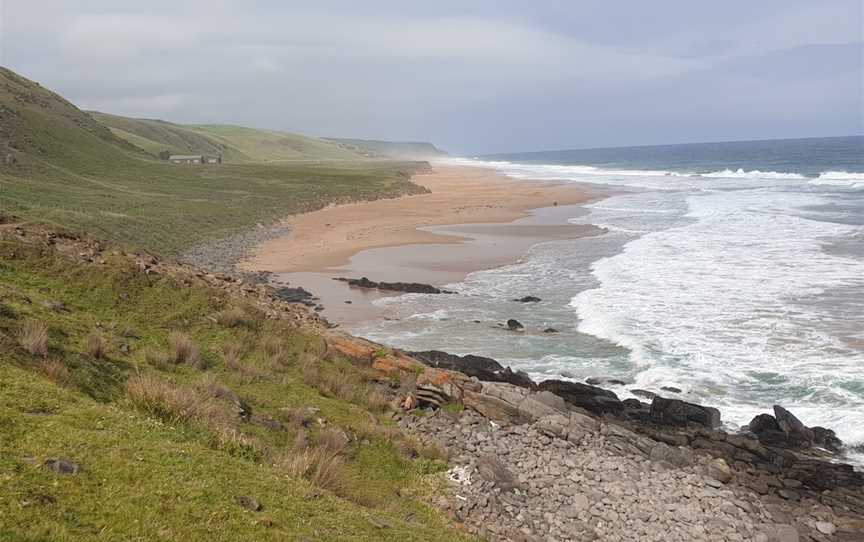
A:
[[239, 164, 604, 325], [241, 165, 598, 274]]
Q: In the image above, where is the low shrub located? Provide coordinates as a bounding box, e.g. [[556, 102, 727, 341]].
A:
[[126, 373, 221, 425], [213, 307, 249, 328], [38, 358, 70, 385], [85, 331, 107, 359], [17, 320, 49, 357], [168, 332, 198, 365]]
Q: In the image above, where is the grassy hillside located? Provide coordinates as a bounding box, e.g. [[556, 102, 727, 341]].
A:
[[0, 231, 471, 541], [90, 111, 370, 163], [0, 68, 427, 255], [326, 138, 448, 160]]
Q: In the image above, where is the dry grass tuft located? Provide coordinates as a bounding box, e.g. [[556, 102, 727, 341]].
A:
[[126, 373, 223, 425], [213, 307, 249, 328], [168, 332, 198, 365], [85, 331, 107, 359], [316, 427, 350, 455], [276, 447, 348, 494], [261, 335, 289, 367], [17, 320, 49, 358], [220, 342, 245, 369], [144, 349, 172, 370], [38, 358, 70, 385]]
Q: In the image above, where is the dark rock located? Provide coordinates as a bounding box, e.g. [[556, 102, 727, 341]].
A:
[[43, 458, 80, 475], [747, 413, 780, 434], [513, 296, 541, 303], [649, 397, 721, 428], [773, 405, 813, 446], [660, 386, 682, 394], [273, 286, 315, 304], [409, 350, 535, 389], [631, 389, 657, 400], [811, 426, 843, 453], [506, 319, 524, 331], [235, 495, 263, 511], [586, 377, 626, 386], [537, 379, 623, 415], [334, 276, 453, 295], [542, 328, 559, 333]]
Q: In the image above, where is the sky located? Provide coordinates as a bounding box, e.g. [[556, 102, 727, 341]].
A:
[[1, 0, 862, 154]]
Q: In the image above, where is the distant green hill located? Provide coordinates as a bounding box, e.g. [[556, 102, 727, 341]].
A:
[[90, 112, 369, 163], [0, 67, 425, 255], [324, 138, 448, 159]]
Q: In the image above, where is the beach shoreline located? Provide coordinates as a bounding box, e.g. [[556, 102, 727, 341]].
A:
[[240, 164, 602, 275], [238, 164, 606, 324]]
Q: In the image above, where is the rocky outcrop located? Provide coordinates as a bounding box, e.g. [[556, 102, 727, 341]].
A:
[[334, 276, 453, 294], [648, 397, 722, 428], [409, 350, 535, 389], [746, 406, 844, 454], [537, 379, 623, 415]]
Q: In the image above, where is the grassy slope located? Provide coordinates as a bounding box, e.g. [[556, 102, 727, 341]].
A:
[[0, 235, 471, 542], [90, 111, 369, 163], [0, 68, 426, 255], [325, 138, 448, 159]]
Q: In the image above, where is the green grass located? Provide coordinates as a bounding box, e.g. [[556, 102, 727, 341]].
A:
[[0, 235, 472, 542], [0, 67, 428, 255]]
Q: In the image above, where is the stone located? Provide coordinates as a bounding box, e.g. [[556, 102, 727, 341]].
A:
[[542, 328, 559, 333], [773, 405, 813, 446], [810, 426, 843, 453], [705, 458, 732, 483], [43, 458, 80, 475], [235, 495, 263, 511], [514, 296, 541, 303], [649, 397, 721, 428], [813, 522, 835, 535], [771, 524, 799, 542], [660, 386, 682, 393], [507, 319, 524, 331], [537, 380, 623, 415], [586, 377, 626, 386], [747, 413, 780, 434]]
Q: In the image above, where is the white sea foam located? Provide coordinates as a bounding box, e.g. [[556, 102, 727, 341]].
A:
[[572, 188, 864, 446], [701, 168, 806, 180], [809, 171, 864, 188]]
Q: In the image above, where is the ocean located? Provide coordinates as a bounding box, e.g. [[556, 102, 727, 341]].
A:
[[353, 136, 864, 455]]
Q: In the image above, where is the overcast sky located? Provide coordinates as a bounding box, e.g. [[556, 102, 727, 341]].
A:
[[1, 1, 862, 154]]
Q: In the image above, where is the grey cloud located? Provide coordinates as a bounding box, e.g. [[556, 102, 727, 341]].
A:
[[1, 0, 861, 153]]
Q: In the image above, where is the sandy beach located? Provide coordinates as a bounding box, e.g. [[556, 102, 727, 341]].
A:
[[241, 165, 599, 274], [240, 164, 603, 324]]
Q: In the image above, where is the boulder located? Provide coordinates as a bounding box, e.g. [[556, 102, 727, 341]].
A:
[[462, 389, 532, 424], [542, 328, 559, 333], [537, 379, 623, 415], [506, 319, 524, 331], [773, 406, 813, 446], [43, 458, 80, 475], [409, 350, 535, 389], [747, 413, 780, 434], [706, 457, 733, 483], [649, 397, 721, 428], [660, 386, 682, 394], [513, 296, 541, 303], [334, 276, 452, 294]]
